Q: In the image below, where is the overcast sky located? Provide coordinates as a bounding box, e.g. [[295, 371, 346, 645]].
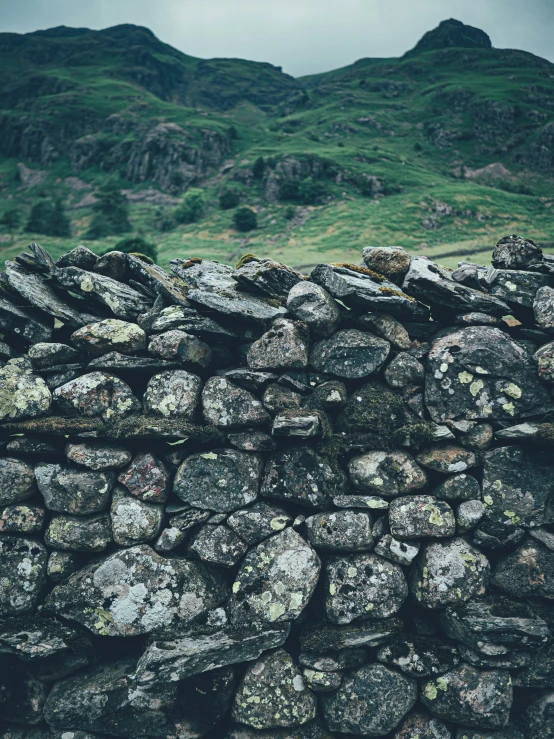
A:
[[1, 0, 553, 76]]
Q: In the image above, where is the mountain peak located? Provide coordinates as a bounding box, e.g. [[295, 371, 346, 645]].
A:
[[406, 18, 492, 55]]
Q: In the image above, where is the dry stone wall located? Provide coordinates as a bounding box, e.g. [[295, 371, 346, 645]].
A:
[[1, 236, 554, 738]]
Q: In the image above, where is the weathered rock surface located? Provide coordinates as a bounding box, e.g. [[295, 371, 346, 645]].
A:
[[229, 528, 320, 625], [45, 545, 227, 636], [71, 319, 146, 356], [323, 552, 408, 623], [174, 449, 263, 512], [0, 537, 47, 615], [35, 463, 114, 514], [287, 281, 341, 337], [322, 664, 417, 735], [310, 329, 390, 378]]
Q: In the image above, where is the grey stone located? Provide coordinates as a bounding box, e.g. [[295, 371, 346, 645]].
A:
[[389, 495, 456, 539], [174, 449, 263, 512], [133, 621, 290, 688], [232, 650, 317, 729], [492, 537, 554, 598], [322, 663, 417, 735], [385, 352, 425, 388], [492, 234, 543, 269], [442, 595, 550, 655], [0, 537, 47, 615], [47, 551, 79, 582], [229, 528, 321, 625], [0, 457, 36, 506], [482, 445, 554, 530], [416, 444, 477, 474], [44, 657, 235, 738], [272, 409, 323, 437], [300, 618, 404, 652], [45, 513, 112, 552], [393, 710, 454, 739], [35, 463, 114, 514], [302, 668, 342, 692], [0, 504, 45, 534], [148, 329, 211, 368], [235, 257, 304, 298], [227, 502, 291, 545], [118, 451, 170, 503], [45, 544, 227, 636], [488, 269, 549, 310], [52, 265, 153, 319], [263, 383, 302, 413], [348, 450, 427, 497], [433, 473, 481, 502], [323, 553, 408, 623], [457, 500, 485, 532], [287, 281, 341, 337], [303, 380, 347, 411], [421, 664, 512, 729], [143, 369, 202, 419], [202, 376, 270, 428], [357, 311, 412, 349], [247, 318, 309, 370], [377, 636, 459, 677], [71, 319, 146, 356], [53, 372, 140, 421], [305, 510, 374, 551], [362, 246, 411, 284], [0, 364, 51, 421], [312, 262, 428, 319], [65, 441, 132, 470], [310, 329, 390, 378], [28, 342, 80, 369], [333, 495, 390, 510], [403, 257, 510, 315], [111, 487, 163, 546], [262, 446, 347, 508], [410, 538, 490, 609], [227, 430, 277, 451], [188, 524, 248, 567], [425, 326, 551, 422], [374, 534, 421, 566]]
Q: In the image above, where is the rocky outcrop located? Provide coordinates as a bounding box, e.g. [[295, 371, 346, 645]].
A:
[[407, 18, 492, 55]]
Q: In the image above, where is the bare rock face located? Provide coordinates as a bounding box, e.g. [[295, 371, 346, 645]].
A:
[[53, 371, 140, 421], [143, 369, 202, 419], [247, 318, 309, 370], [45, 545, 227, 636]]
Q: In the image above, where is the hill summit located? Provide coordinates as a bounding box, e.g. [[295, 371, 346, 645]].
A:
[[407, 18, 492, 55]]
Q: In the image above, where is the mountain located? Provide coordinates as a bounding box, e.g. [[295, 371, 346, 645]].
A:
[[0, 19, 553, 269]]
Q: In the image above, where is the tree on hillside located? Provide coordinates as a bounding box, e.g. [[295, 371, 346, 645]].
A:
[[252, 157, 265, 180], [0, 208, 21, 239], [111, 236, 158, 263], [85, 178, 131, 239], [233, 207, 257, 232], [174, 188, 205, 225], [25, 198, 71, 237]]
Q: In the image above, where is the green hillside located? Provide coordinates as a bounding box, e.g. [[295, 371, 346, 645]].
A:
[[1, 18, 553, 269]]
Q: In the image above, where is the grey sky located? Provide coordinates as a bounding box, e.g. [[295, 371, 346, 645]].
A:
[[1, 0, 553, 76]]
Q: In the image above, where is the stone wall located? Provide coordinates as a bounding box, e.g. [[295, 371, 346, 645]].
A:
[[0, 236, 554, 738]]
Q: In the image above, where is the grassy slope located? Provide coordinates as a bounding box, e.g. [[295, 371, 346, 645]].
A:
[[1, 28, 553, 269]]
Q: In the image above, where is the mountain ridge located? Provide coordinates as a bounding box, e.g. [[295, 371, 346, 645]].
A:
[[0, 18, 553, 268]]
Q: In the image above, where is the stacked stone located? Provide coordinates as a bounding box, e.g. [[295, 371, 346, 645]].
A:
[[1, 236, 554, 738]]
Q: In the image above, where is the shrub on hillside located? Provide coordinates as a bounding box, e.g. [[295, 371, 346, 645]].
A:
[[25, 198, 71, 237], [174, 189, 205, 225], [279, 176, 329, 205], [233, 207, 258, 232], [219, 190, 240, 210], [252, 157, 265, 180]]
